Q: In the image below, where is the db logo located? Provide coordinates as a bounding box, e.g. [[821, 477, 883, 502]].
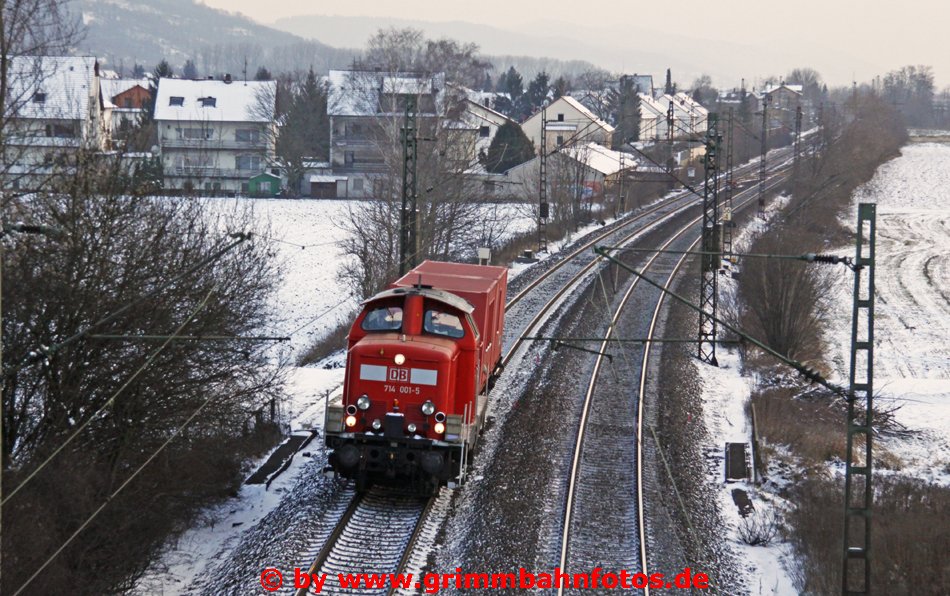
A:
[[389, 367, 409, 382]]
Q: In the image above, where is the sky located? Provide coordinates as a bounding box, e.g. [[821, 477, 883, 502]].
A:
[[201, 0, 949, 87]]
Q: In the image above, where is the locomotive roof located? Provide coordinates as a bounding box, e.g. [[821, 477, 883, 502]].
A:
[[363, 286, 474, 314]]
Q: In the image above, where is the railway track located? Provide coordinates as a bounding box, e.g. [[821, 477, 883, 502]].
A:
[[291, 153, 794, 596], [555, 181, 776, 594]]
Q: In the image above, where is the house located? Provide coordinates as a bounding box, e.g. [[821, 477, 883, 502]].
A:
[[2, 56, 109, 189], [327, 69, 446, 198], [762, 83, 803, 111], [521, 95, 615, 155], [637, 93, 670, 141], [657, 93, 708, 138], [154, 75, 276, 195], [506, 141, 638, 205], [441, 87, 521, 171], [100, 78, 152, 138]]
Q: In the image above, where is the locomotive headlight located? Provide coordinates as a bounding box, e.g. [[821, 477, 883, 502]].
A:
[[407, 423, 417, 434], [433, 421, 446, 435], [371, 418, 382, 431], [356, 394, 371, 411], [394, 353, 406, 365], [421, 400, 436, 416], [345, 415, 357, 428]]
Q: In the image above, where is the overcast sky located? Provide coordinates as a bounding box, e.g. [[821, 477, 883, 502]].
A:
[[201, 0, 948, 87]]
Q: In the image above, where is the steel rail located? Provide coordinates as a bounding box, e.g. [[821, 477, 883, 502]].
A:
[[556, 180, 781, 595]]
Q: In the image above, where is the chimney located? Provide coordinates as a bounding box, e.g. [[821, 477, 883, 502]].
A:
[[224, 73, 233, 84]]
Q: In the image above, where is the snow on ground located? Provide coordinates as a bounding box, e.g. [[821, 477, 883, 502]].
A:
[[133, 199, 533, 593], [693, 348, 799, 596], [826, 142, 950, 485], [694, 141, 950, 595]]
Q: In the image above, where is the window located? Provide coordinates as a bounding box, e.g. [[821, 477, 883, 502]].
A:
[[423, 310, 464, 339], [344, 151, 355, 165], [236, 155, 262, 171], [557, 113, 564, 122], [169, 96, 184, 106], [235, 128, 260, 143], [352, 178, 363, 192], [556, 135, 564, 145], [361, 306, 403, 332], [124, 98, 133, 108], [199, 96, 217, 108], [33, 92, 47, 103], [479, 126, 490, 138]]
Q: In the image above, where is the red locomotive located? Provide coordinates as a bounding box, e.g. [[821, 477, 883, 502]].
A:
[[324, 260, 507, 493]]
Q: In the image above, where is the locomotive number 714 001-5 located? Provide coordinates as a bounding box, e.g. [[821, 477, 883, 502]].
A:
[[383, 384, 422, 395]]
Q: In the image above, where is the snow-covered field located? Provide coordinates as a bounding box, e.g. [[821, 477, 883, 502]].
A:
[[694, 142, 950, 594], [129, 198, 547, 593], [828, 143, 950, 484]]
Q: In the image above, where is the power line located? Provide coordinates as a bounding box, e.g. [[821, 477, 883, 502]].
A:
[[5, 232, 251, 376], [9, 290, 233, 595], [2, 285, 218, 507]]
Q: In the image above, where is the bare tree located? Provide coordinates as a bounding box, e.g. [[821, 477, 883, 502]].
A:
[[2, 153, 284, 592], [335, 67, 512, 297]]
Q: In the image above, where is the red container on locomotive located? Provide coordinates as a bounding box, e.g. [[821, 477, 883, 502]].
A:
[[324, 260, 507, 493]]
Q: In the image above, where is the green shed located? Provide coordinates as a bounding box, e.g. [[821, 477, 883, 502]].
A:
[[248, 172, 281, 197]]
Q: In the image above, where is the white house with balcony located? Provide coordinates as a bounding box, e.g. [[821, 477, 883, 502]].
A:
[[2, 56, 109, 189], [154, 76, 276, 195]]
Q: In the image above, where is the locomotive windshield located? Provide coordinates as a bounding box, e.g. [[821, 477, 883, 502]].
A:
[[361, 306, 403, 332], [423, 309, 465, 339]]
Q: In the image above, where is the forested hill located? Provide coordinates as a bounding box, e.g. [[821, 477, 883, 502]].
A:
[[74, 0, 356, 76]]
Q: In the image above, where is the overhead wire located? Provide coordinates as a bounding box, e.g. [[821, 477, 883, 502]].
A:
[[2, 284, 219, 507]]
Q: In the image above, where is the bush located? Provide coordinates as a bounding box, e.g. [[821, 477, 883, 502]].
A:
[[2, 157, 284, 592]]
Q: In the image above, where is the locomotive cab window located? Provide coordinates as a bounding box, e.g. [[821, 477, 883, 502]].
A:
[[423, 310, 465, 339], [361, 306, 403, 331]]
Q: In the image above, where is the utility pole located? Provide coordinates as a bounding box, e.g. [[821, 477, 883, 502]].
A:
[[794, 105, 803, 166], [757, 95, 770, 218], [698, 113, 720, 366], [538, 105, 549, 253], [723, 108, 735, 257], [399, 97, 418, 275], [618, 149, 626, 218], [842, 203, 876, 595]]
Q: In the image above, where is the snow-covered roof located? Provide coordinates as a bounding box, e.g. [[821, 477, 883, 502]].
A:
[[763, 83, 803, 96], [154, 78, 275, 123], [328, 70, 445, 117], [561, 142, 637, 176], [674, 92, 709, 115], [309, 175, 348, 183], [638, 94, 667, 117], [100, 78, 150, 102], [7, 56, 98, 121], [558, 96, 616, 133]]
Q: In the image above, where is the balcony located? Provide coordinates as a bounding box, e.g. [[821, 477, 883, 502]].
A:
[[168, 166, 257, 179], [160, 137, 269, 151]]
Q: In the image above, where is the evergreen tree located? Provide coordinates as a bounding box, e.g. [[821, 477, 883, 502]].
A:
[[132, 63, 146, 78], [182, 59, 198, 79], [664, 68, 674, 94], [481, 121, 535, 173], [154, 59, 173, 79], [524, 71, 549, 109], [611, 75, 641, 148], [276, 68, 330, 196], [503, 66, 524, 101], [254, 66, 273, 81], [481, 72, 493, 92]]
